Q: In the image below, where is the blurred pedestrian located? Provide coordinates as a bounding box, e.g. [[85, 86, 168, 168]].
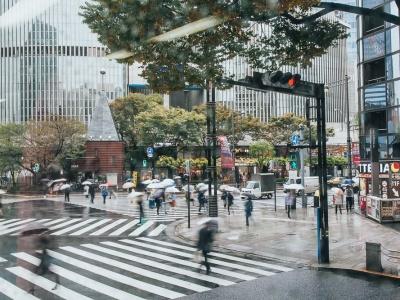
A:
[[285, 190, 295, 219], [345, 185, 354, 213], [30, 232, 60, 294], [155, 196, 162, 215], [167, 193, 177, 214], [83, 185, 89, 198], [136, 195, 145, 224], [101, 187, 108, 204], [198, 191, 206, 213], [89, 184, 95, 204], [334, 188, 344, 215], [221, 190, 228, 208], [64, 186, 70, 202], [227, 192, 234, 215], [0, 193, 3, 217], [244, 196, 253, 226], [196, 221, 215, 274]]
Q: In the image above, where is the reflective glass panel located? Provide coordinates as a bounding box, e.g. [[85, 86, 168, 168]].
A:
[[386, 27, 400, 55], [364, 84, 387, 109], [363, 0, 384, 8], [387, 80, 400, 106], [363, 32, 385, 60], [387, 106, 400, 134], [386, 53, 400, 80]]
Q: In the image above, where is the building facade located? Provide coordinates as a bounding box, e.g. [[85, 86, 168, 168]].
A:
[[0, 0, 126, 124], [217, 14, 350, 127], [357, 0, 400, 162]]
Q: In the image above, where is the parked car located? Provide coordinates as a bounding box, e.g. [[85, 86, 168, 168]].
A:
[[327, 177, 344, 186], [339, 178, 359, 193]]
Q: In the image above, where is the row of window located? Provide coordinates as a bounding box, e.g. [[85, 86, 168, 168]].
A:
[[361, 52, 400, 86], [360, 133, 400, 159], [361, 104, 400, 135], [0, 46, 108, 58]]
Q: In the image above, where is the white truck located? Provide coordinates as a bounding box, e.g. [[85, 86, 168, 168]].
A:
[[241, 173, 275, 199], [283, 176, 319, 195]]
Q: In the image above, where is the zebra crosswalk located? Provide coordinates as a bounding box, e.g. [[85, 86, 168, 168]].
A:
[[0, 237, 294, 300], [0, 218, 167, 237]]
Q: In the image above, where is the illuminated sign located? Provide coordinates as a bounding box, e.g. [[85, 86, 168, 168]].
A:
[[359, 162, 400, 174]]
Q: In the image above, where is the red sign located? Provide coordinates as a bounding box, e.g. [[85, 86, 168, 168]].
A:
[[217, 136, 234, 169], [352, 155, 361, 166]]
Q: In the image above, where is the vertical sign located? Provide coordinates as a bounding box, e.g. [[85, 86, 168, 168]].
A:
[[217, 136, 234, 169], [131, 171, 138, 187]]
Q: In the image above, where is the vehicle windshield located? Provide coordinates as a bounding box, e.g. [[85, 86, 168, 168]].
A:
[[245, 182, 256, 189]]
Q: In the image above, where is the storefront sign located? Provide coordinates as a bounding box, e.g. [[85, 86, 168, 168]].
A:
[[359, 162, 400, 174], [217, 136, 234, 169]]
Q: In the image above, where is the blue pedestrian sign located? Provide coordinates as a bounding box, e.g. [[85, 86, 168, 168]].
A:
[[291, 134, 300, 146], [146, 147, 154, 158]]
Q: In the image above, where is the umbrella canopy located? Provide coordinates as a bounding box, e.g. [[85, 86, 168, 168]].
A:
[[165, 187, 180, 193], [152, 189, 164, 198], [60, 184, 71, 191], [20, 222, 49, 236], [40, 178, 50, 183], [122, 182, 135, 189], [285, 183, 304, 190], [147, 182, 165, 189], [182, 184, 195, 191], [0, 189, 6, 195], [82, 180, 92, 185], [99, 183, 109, 188], [47, 178, 67, 187], [161, 178, 175, 188], [219, 185, 240, 194], [142, 179, 160, 185], [127, 191, 145, 200], [204, 190, 222, 196]]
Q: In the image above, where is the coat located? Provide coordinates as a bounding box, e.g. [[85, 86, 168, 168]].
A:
[[334, 189, 344, 205], [245, 199, 253, 216], [285, 194, 295, 206], [197, 227, 214, 252]]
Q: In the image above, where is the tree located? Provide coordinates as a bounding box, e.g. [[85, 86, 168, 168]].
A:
[[0, 124, 25, 189], [81, 1, 348, 93], [135, 106, 206, 149], [22, 118, 86, 179], [249, 140, 275, 171]]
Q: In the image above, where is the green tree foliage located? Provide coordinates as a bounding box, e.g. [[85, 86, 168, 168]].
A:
[[81, 0, 347, 93], [309, 155, 347, 167], [0, 124, 25, 188], [249, 140, 275, 170]]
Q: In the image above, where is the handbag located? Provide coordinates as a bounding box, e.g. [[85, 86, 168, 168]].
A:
[[192, 250, 202, 263]]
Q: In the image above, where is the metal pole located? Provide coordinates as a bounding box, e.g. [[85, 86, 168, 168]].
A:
[[210, 85, 218, 217], [316, 84, 329, 263], [187, 160, 191, 228], [345, 75, 352, 180], [371, 128, 380, 196], [232, 111, 237, 187], [300, 127, 306, 208], [206, 81, 212, 201]]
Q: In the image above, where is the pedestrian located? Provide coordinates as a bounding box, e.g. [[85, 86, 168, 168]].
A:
[[227, 192, 234, 215], [196, 221, 215, 274], [334, 188, 344, 214], [155, 196, 162, 215], [101, 187, 108, 204], [285, 190, 295, 219], [244, 195, 253, 226], [167, 193, 177, 213], [89, 184, 95, 204], [30, 232, 60, 294], [345, 185, 354, 213], [136, 195, 145, 224], [313, 189, 320, 207], [221, 191, 227, 208], [0, 193, 3, 217], [83, 185, 89, 198], [64, 186, 70, 202], [198, 191, 206, 213]]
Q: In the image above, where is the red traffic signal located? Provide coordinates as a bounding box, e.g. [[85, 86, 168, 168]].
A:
[[288, 74, 301, 87]]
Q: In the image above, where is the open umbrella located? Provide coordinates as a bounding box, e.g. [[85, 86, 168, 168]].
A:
[[161, 178, 175, 188], [127, 191, 145, 200], [152, 189, 164, 198], [284, 183, 304, 190], [182, 184, 195, 191], [142, 179, 160, 185], [47, 178, 67, 187], [147, 182, 165, 189], [82, 180, 92, 185], [219, 185, 240, 194], [60, 184, 71, 191], [99, 183, 109, 188], [165, 186, 180, 193], [122, 182, 135, 189]]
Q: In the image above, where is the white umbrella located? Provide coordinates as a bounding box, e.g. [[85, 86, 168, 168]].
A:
[[165, 187, 180, 193], [122, 182, 135, 189], [219, 185, 240, 194], [142, 179, 160, 185], [204, 190, 222, 196], [285, 184, 304, 190], [60, 184, 71, 191], [161, 178, 175, 188], [127, 191, 145, 200], [182, 184, 195, 191], [82, 181, 92, 185], [147, 182, 165, 189], [99, 183, 108, 188], [47, 178, 67, 187], [0, 189, 6, 195]]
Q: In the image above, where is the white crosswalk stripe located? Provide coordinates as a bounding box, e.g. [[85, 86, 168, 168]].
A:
[[51, 219, 98, 235], [1, 238, 293, 300], [129, 220, 154, 236], [108, 219, 139, 236], [147, 224, 167, 237], [0, 218, 36, 229], [48, 218, 83, 230], [0, 256, 7, 263], [7, 219, 51, 236], [0, 219, 20, 226], [69, 219, 112, 235], [90, 219, 127, 235]]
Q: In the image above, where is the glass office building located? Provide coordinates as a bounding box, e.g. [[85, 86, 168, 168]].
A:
[[0, 0, 126, 124], [357, 0, 400, 160]]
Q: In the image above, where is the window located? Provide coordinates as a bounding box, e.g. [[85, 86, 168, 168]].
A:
[[362, 110, 387, 133], [363, 0, 383, 9], [388, 135, 400, 159], [386, 27, 400, 55], [363, 6, 384, 35], [364, 84, 386, 109], [254, 182, 259, 189], [387, 106, 400, 133], [363, 58, 385, 85], [363, 32, 384, 60], [386, 54, 400, 80], [387, 80, 400, 106]]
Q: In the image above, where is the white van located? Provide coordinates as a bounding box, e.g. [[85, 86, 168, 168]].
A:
[[284, 176, 319, 195]]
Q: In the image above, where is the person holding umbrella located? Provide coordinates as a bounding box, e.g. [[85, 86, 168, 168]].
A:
[[196, 220, 216, 275], [227, 192, 234, 215], [198, 190, 206, 213]]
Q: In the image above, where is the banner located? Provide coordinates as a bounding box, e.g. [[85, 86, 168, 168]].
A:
[[217, 136, 234, 169]]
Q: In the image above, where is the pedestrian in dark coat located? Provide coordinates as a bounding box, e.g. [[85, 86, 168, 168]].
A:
[[221, 191, 228, 208], [345, 185, 354, 212], [198, 191, 206, 213], [196, 221, 215, 274], [155, 197, 162, 215], [89, 185, 95, 204], [64, 188, 70, 202], [244, 196, 253, 226], [227, 192, 234, 215], [101, 187, 108, 204]]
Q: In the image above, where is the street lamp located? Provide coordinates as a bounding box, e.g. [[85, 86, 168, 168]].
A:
[[100, 69, 106, 91], [231, 110, 245, 187]]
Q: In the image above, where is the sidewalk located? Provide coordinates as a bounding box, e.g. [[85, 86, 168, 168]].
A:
[[174, 206, 400, 277]]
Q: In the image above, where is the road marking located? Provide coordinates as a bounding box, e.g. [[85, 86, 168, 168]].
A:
[[139, 237, 294, 272], [0, 219, 20, 226], [90, 219, 127, 236], [102, 241, 255, 281], [12, 252, 144, 300], [7, 266, 93, 300], [61, 246, 209, 293], [83, 243, 234, 286], [41, 218, 68, 226], [44, 249, 185, 299], [120, 239, 275, 276], [147, 224, 167, 237], [48, 218, 83, 230], [0, 276, 40, 300], [0, 219, 36, 229], [108, 220, 139, 236], [0, 257, 6, 263], [129, 220, 154, 236], [51, 219, 97, 235], [69, 219, 112, 235], [7, 219, 51, 236]]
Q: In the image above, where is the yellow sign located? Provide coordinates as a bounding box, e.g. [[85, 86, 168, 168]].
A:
[[131, 171, 138, 187]]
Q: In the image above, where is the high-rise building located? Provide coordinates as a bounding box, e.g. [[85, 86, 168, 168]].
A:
[[357, 0, 400, 162], [0, 0, 127, 124], [217, 14, 350, 132]]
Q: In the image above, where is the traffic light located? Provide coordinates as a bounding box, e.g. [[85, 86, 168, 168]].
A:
[[289, 151, 300, 170], [260, 71, 302, 89]]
